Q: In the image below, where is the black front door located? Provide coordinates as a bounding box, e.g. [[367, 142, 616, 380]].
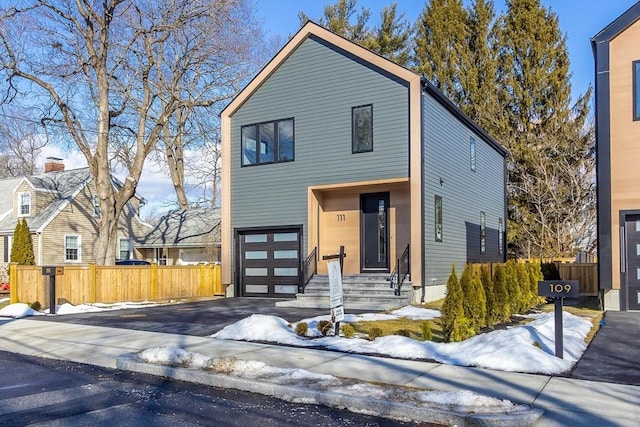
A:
[[624, 214, 640, 310], [361, 192, 389, 271]]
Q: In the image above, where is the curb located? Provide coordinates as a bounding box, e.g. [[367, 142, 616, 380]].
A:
[[116, 354, 543, 426]]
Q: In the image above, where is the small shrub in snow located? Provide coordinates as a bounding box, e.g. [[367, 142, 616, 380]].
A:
[[421, 320, 432, 341], [368, 327, 383, 340], [532, 341, 542, 350], [395, 329, 411, 337], [30, 301, 41, 311], [340, 323, 355, 338], [317, 320, 333, 337], [295, 322, 308, 337]]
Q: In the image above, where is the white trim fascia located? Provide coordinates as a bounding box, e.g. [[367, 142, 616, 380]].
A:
[[36, 175, 93, 233], [11, 177, 35, 193]]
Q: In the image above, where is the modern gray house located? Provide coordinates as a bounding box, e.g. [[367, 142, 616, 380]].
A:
[[221, 22, 507, 304]]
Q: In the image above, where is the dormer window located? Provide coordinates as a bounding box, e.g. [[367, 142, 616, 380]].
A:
[[19, 192, 31, 216]]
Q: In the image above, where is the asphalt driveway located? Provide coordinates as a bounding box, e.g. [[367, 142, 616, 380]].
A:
[[28, 297, 369, 337]]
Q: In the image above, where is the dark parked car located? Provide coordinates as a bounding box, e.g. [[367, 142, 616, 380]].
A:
[[115, 259, 151, 266]]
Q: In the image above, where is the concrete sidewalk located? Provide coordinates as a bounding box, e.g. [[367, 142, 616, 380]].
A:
[[1, 318, 639, 426]]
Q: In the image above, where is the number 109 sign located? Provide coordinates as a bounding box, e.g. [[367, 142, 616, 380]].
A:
[[538, 280, 580, 298]]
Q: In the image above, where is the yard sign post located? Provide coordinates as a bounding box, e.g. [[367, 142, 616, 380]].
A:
[[323, 246, 346, 336], [41, 266, 64, 315], [537, 280, 579, 359]]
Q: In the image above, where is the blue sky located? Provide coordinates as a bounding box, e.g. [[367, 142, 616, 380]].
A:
[[257, 0, 640, 104]]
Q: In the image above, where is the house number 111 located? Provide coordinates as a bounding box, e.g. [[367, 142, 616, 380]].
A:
[[337, 214, 346, 221]]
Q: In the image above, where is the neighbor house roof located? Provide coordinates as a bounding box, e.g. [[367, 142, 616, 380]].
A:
[[136, 207, 220, 248]]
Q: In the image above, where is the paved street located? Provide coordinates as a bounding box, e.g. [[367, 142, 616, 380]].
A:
[[0, 350, 425, 427]]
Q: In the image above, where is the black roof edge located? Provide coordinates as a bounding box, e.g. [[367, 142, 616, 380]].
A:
[[591, 1, 640, 43], [420, 78, 509, 158]]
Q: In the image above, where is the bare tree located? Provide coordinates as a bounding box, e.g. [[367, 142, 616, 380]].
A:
[[0, 106, 47, 177], [0, 0, 265, 264]]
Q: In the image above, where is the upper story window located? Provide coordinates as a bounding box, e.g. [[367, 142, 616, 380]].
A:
[[65, 235, 80, 262], [93, 195, 100, 218], [19, 192, 31, 216], [352, 104, 373, 153], [118, 238, 130, 260], [470, 136, 477, 172], [634, 60, 640, 121], [498, 218, 504, 255], [241, 118, 294, 166], [435, 195, 443, 242], [480, 211, 486, 253]]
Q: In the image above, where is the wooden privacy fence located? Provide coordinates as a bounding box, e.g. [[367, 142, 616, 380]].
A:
[[557, 263, 598, 296], [9, 264, 224, 307]]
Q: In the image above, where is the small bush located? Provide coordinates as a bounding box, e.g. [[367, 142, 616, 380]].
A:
[[317, 320, 333, 337], [368, 327, 383, 340], [295, 322, 308, 337], [30, 301, 41, 311], [532, 341, 542, 349], [541, 262, 561, 280], [421, 320, 433, 341], [341, 323, 355, 338], [395, 329, 411, 337]]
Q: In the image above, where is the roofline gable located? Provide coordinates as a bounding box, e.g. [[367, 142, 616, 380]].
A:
[[591, 1, 640, 43], [36, 174, 93, 233], [221, 21, 420, 119]]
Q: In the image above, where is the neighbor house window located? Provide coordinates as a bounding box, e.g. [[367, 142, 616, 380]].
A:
[[498, 218, 504, 255], [480, 212, 486, 253], [435, 195, 443, 242], [19, 192, 30, 216], [634, 60, 640, 121], [241, 118, 294, 166], [65, 235, 80, 262], [155, 247, 168, 265], [470, 136, 477, 172], [93, 195, 100, 218], [352, 104, 373, 153], [118, 238, 130, 260]]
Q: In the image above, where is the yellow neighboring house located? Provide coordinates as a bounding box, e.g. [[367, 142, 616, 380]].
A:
[[0, 157, 151, 267]]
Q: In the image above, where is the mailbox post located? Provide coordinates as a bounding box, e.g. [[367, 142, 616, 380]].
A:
[[42, 266, 64, 314], [538, 280, 579, 358]]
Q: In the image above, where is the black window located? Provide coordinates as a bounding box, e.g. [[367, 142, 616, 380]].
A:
[[498, 218, 504, 255], [352, 104, 373, 153], [634, 60, 640, 121], [480, 212, 486, 253], [435, 195, 442, 242], [241, 118, 294, 166]]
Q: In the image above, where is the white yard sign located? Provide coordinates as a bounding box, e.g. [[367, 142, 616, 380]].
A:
[[328, 260, 343, 309]]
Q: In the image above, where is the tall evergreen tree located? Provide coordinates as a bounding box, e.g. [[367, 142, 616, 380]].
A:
[[10, 218, 35, 265], [413, 0, 468, 103], [361, 3, 413, 67], [494, 0, 593, 258]]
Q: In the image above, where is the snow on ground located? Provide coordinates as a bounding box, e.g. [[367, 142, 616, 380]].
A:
[[0, 303, 43, 318], [0, 301, 163, 317], [136, 345, 530, 415], [212, 309, 593, 375]]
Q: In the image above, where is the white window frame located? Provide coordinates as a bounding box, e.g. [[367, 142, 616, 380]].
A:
[[64, 234, 81, 262], [118, 238, 130, 261], [155, 247, 168, 265], [18, 192, 31, 216]]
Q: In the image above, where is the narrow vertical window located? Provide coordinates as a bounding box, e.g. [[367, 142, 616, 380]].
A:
[[19, 192, 30, 216], [470, 136, 476, 172], [435, 195, 443, 242], [634, 60, 640, 121], [352, 104, 373, 153], [480, 212, 486, 253], [498, 218, 504, 255], [93, 195, 100, 218]]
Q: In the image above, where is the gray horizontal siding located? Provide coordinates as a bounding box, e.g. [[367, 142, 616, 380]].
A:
[[422, 91, 506, 287], [230, 37, 410, 250]]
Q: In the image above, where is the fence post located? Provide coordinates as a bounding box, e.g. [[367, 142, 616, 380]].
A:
[[89, 264, 97, 303], [151, 263, 158, 300], [215, 264, 222, 295], [199, 264, 207, 296], [9, 262, 18, 304]]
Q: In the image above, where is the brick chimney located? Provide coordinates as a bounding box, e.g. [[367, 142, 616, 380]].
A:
[[44, 157, 65, 173]]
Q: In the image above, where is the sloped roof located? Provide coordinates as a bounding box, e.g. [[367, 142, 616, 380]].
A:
[[0, 168, 92, 233], [592, 1, 640, 43], [136, 207, 220, 248]]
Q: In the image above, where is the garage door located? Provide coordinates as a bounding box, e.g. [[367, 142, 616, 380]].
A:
[[237, 227, 301, 297]]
